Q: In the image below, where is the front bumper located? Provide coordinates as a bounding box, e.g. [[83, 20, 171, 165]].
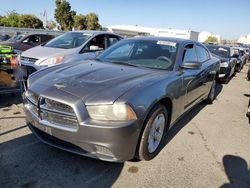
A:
[[24, 96, 141, 162], [217, 66, 230, 81]]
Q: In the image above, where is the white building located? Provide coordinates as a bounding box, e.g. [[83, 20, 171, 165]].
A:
[[198, 31, 221, 43], [238, 34, 250, 44], [104, 25, 199, 40]]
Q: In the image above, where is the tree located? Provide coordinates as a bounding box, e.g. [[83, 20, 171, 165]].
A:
[[18, 14, 44, 29], [54, 0, 75, 30], [86, 13, 101, 30], [73, 14, 87, 30], [0, 10, 19, 27], [0, 16, 4, 26], [205, 36, 218, 43]]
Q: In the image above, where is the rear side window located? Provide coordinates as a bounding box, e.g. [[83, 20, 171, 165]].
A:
[[196, 46, 210, 62], [41, 35, 54, 43], [183, 44, 197, 62], [107, 35, 120, 47]]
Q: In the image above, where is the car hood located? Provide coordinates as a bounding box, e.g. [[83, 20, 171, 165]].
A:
[[31, 60, 170, 105], [211, 53, 229, 62], [21, 46, 76, 60]]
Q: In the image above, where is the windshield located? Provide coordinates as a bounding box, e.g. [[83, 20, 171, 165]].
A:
[[98, 40, 179, 70], [44, 32, 92, 49], [7, 34, 25, 42], [206, 46, 230, 58]]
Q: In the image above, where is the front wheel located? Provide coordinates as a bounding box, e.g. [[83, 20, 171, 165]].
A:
[[136, 104, 168, 161], [205, 80, 216, 104]]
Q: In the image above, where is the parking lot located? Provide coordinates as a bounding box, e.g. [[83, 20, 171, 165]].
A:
[[0, 63, 250, 188]]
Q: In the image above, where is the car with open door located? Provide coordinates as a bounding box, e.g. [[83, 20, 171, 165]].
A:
[[19, 31, 123, 89], [23, 37, 220, 162]]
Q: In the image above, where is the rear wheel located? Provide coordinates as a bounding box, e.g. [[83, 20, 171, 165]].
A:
[[136, 104, 168, 161], [205, 80, 216, 104]]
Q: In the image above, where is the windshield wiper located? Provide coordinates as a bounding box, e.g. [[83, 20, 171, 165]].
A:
[[110, 61, 138, 67]]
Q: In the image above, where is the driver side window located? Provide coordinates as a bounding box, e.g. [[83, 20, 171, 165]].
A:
[[182, 44, 198, 62], [22, 35, 40, 45]]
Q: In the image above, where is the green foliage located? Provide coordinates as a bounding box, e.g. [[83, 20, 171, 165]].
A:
[[205, 36, 218, 43], [86, 13, 101, 30], [18, 14, 44, 29], [73, 14, 87, 30], [54, 0, 75, 30], [0, 10, 44, 29], [0, 10, 20, 27], [54, 0, 102, 31]]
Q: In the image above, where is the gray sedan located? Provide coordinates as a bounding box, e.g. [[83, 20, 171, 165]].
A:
[[23, 37, 220, 162]]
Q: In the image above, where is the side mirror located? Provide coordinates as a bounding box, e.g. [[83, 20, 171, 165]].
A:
[[180, 61, 201, 69], [89, 45, 102, 51]]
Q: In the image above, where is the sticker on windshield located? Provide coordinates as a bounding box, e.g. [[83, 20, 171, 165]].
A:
[[157, 41, 176, 47]]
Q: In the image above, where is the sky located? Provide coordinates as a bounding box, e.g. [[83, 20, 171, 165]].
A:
[[0, 0, 249, 39]]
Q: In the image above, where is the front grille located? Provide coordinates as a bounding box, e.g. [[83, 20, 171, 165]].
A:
[[25, 90, 78, 131], [21, 56, 38, 63], [220, 67, 227, 74], [42, 98, 75, 114]]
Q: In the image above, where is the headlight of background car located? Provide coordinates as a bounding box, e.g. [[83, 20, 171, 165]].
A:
[[38, 56, 64, 67], [220, 61, 229, 67], [86, 104, 137, 121]]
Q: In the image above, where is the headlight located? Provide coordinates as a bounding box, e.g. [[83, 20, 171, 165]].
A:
[[220, 62, 229, 67], [86, 103, 137, 121], [38, 56, 64, 67]]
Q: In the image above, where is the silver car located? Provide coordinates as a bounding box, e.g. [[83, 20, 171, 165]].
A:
[[19, 31, 123, 82]]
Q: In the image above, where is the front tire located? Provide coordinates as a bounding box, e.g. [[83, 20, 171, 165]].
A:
[[136, 104, 169, 161]]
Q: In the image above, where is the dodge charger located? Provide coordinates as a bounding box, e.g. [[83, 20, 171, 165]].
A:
[[23, 37, 220, 162]]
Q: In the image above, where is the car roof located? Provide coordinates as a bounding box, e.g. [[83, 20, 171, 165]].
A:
[[68, 30, 120, 36], [123, 36, 197, 44], [206, 44, 230, 49]]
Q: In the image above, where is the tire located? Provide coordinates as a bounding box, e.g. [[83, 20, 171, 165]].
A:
[[136, 104, 169, 161], [205, 80, 216, 104]]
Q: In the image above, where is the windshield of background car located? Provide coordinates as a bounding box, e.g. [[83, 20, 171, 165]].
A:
[[206, 46, 230, 58], [98, 39, 179, 70], [7, 34, 25, 42], [44, 32, 92, 49]]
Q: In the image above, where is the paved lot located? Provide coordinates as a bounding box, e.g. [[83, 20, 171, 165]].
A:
[[1, 64, 250, 188]]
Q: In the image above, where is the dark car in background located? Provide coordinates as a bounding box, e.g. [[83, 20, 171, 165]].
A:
[[0, 34, 11, 42], [0, 33, 55, 53], [23, 37, 220, 162], [206, 45, 237, 83], [232, 47, 244, 72], [19, 31, 123, 87]]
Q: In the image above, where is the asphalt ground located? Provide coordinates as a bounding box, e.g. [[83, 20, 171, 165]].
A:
[[1, 63, 250, 188]]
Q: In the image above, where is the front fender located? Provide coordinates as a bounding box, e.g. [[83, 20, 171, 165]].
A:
[[116, 73, 185, 125]]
